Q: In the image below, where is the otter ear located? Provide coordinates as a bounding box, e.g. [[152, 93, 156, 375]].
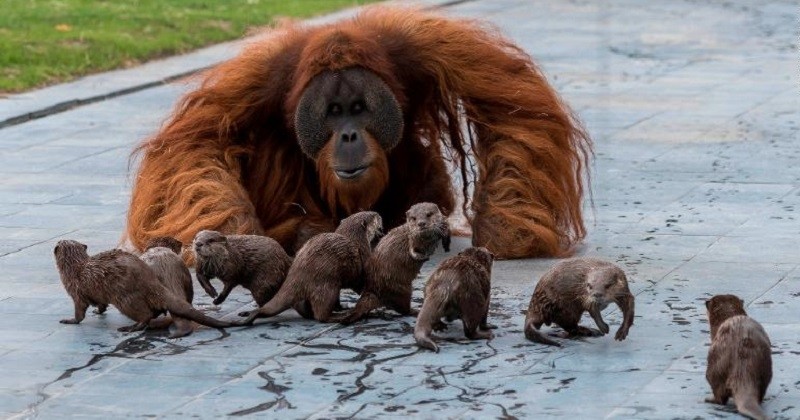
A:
[[53, 244, 60, 255], [738, 297, 744, 306], [81, 243, 88, 252], [705, 299, 711, 309]]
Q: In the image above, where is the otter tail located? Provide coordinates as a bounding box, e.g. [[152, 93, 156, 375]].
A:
[[336, 293, 380, 325], [734, 387, 768, 420], [237, 287, 294, 326], [165, 296, 232, 329], [414, 298, 441, 353], [414, 331, 439, 353], [524, 317, 562, 347]]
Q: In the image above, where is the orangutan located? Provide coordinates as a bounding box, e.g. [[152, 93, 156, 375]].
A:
[[126, 6, 591, 259]]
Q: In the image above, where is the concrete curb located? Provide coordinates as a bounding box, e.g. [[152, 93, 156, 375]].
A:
[[0, 0, 472, 129]]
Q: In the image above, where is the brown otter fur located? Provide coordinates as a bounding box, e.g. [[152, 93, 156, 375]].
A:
[[54, 240, 233, 332], [144, 236, 183, 255], [336, 202, 450, 324], [238, 211, 383, 324], [524, 258, 634, 347], [705, 294, 772, 420], [140, 237, 195, 338], [414, 247, 494, 353], [193, 230, 292, 307]]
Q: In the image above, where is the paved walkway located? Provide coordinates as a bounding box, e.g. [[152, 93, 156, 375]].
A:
[[1, 0, 798, 418]]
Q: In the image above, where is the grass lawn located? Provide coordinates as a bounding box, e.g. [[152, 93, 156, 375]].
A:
[[0, 0, 379, 93]]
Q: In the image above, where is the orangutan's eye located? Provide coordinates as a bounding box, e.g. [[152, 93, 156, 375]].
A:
[[351, 101, 365, 115], [328, 103, 342, 116]]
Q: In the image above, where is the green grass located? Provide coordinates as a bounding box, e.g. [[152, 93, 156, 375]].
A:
[[0, 0, 379, 93]]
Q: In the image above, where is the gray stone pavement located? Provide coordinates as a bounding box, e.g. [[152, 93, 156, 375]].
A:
[[0, 0, 798, 418]]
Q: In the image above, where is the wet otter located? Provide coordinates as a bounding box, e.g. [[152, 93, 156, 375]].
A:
[[54, 240, 233, 332], [238, 211, 383, 324], [705, 294, 772, 420], [193, 231, 292, 307], [414, 247, 494, 353], [140, 237, 195, 338], [336, 202, 450, 324], [524, 258, 634, 346]]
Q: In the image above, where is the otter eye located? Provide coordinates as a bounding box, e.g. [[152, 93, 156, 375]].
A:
[[409, 216, 416, 222], [351, 101, 365, 115], [426, 212, 433, 217], [328, 103, 342, 116]]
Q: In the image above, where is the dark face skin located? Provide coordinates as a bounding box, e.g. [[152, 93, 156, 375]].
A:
[[294, 67, 403, 180]]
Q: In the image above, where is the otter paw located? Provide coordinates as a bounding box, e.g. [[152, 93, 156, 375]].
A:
[[199, 285, 218, 298], [60, 318, 80, 324], [238, 310, 253, 317], [432, 321, 448, 332], [615, 327, 629, 341], [117, 323, 145, 332], [168, 327, 193, 339], [469, 329, 493, 340], [574, 326, 604, 337]]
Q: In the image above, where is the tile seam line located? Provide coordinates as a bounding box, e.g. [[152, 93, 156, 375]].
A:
[[0, 68, 206, 130], [0, 0, 476, 131], [0, 228, 80, 258]]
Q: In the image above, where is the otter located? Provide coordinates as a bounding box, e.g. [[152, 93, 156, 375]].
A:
[[144, 236, 183, 255], [414, 247, 494, 353], [193, 231, 292, 307], [705, 294, 772, 420], [140, 237, 195, 338], [336, 202, 450, 324], [54, 240, 233, 332], [238, 211, 383, 324], [524, 258, 634, 347]]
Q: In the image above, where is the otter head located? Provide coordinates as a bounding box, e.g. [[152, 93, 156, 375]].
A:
[[406, 202, 444, 231], [586, 267, 624, 308], [192, 230, 229, 261], [53, 239, 89, 274], [144, 236, 183, 255], [460, 247, 494, 273], [705, 294, 747, 339], [336, 211, 383, 245]]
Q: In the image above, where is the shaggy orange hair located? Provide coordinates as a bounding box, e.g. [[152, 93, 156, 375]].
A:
[[127, 6, 591, 259]]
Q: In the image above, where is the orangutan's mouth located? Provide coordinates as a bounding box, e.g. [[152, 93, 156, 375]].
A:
[[334, 165, 369, 180]]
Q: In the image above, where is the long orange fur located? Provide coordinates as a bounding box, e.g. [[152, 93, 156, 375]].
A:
[[126, 6, 592, 259]]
